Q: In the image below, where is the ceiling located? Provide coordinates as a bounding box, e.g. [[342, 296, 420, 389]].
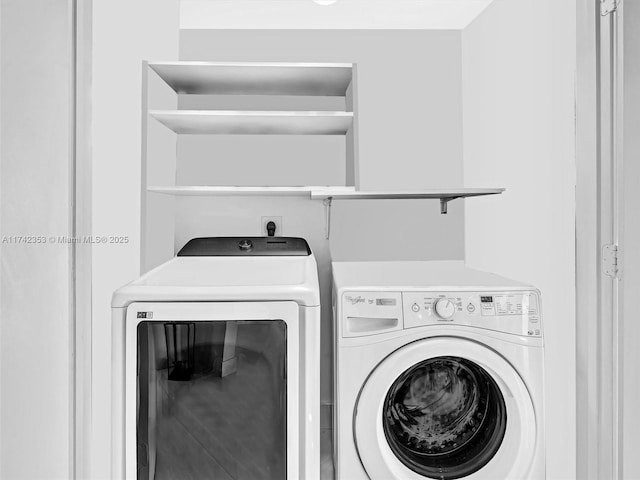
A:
[[180, 0, 495, 30]]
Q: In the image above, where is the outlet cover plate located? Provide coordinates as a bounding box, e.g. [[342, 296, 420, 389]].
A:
[[261, 216, 283, 236]]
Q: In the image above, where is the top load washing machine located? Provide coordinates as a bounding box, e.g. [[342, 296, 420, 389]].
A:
[[111, 237, 321, 480], [332, 260, 544, 480]]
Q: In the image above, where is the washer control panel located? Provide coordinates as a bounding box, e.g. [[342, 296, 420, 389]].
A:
[[402, 291, 542, 337]]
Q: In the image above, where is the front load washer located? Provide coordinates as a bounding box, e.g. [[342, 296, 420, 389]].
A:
[[112, 237, 321, 480], [332, 261, 544, 480]]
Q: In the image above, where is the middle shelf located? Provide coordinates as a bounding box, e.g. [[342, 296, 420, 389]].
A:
[[150, 110, 354, 135]]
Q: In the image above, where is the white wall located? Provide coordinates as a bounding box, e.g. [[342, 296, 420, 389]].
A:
[[90, 1, 179, 478], [178, 29, 465, 190], [0, 1, 73, 477], [461, 1, 576, 479], [173, 196, 464, 405], [175, 29, 467, 404]]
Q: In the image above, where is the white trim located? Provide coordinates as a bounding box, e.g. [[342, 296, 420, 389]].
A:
[[0, 3, 3, 476], [576, 0, 624, 478], [620, 2, 640, 478], [69, 0, 77, 474], [72, 1, 92, 478], [597, 9, 617, 479], [575, 1, 599, 477], [611, 3, 624, 475]]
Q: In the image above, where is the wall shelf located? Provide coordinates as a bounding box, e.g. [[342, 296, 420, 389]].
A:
[[142, 60, 505, 247], [150, 110, 354, 135], [142, 61, 360, 262], [148, 61, 354, 96], [147, 186, 357, 197], [311, 187, 505, 237], [308, 188, 505, 201], [148, 185, 504, 215]]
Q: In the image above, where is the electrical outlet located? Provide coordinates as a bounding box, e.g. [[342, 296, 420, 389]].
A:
[[261, 216, 283, 236]]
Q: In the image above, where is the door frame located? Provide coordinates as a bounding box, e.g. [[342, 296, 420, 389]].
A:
[[71, 0, 92, 479], [619, 1, 640, 477], [575, 0, 624, 478]]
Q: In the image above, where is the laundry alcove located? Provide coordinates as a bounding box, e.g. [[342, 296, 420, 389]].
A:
[[94, 2, 575, 480]]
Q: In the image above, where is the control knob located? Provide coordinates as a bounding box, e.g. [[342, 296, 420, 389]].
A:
[[238, 239, 253, 251], [434, 298, 456, 320]]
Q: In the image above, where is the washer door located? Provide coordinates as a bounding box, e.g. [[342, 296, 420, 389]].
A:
[[355, 337, 536, 480]]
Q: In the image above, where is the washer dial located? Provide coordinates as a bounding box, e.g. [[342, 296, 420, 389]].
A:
[[434, 298, 456, 319]]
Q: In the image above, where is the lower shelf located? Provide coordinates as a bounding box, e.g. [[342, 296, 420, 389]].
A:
[[147, 185, 505, 202], [309, 188, 505, 200], [147, 185, 505, 238]]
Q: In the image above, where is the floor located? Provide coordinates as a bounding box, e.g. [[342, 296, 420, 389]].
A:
[[320, 429, 335, 480], [154, 414, 335, 479], [143, 348, 287, 479], [138, 321, 336, 479]]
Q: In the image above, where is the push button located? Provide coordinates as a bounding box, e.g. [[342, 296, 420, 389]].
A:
[[467, 303, 476, 313], [411, 303, 420, 313]]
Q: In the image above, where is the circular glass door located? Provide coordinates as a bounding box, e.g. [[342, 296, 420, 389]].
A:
[[382, 356, 507, 479], [354, 337, 536, 480]]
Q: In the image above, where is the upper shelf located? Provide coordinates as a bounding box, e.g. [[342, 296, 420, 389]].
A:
[[148, 61, 354, 96], [150, 110, 354, 135]]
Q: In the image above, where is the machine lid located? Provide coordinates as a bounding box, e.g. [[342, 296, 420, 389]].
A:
[[332, 261, 535, 291], [178, 237, 311, 257], [111, 255, 320, 307]]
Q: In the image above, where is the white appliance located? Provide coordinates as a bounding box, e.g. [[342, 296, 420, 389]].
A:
[[332, 261, 544, 480], [111, 237, 321, 480]]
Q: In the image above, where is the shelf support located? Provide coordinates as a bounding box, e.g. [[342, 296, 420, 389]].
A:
[[323, 197, 333, 239], [440, 196, 461, 214]]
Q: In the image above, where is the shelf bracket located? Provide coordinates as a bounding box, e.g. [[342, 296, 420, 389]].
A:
[[323, 197, 333, 239], [439, 197, 452, 214], [439, 196, 463, 214]]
